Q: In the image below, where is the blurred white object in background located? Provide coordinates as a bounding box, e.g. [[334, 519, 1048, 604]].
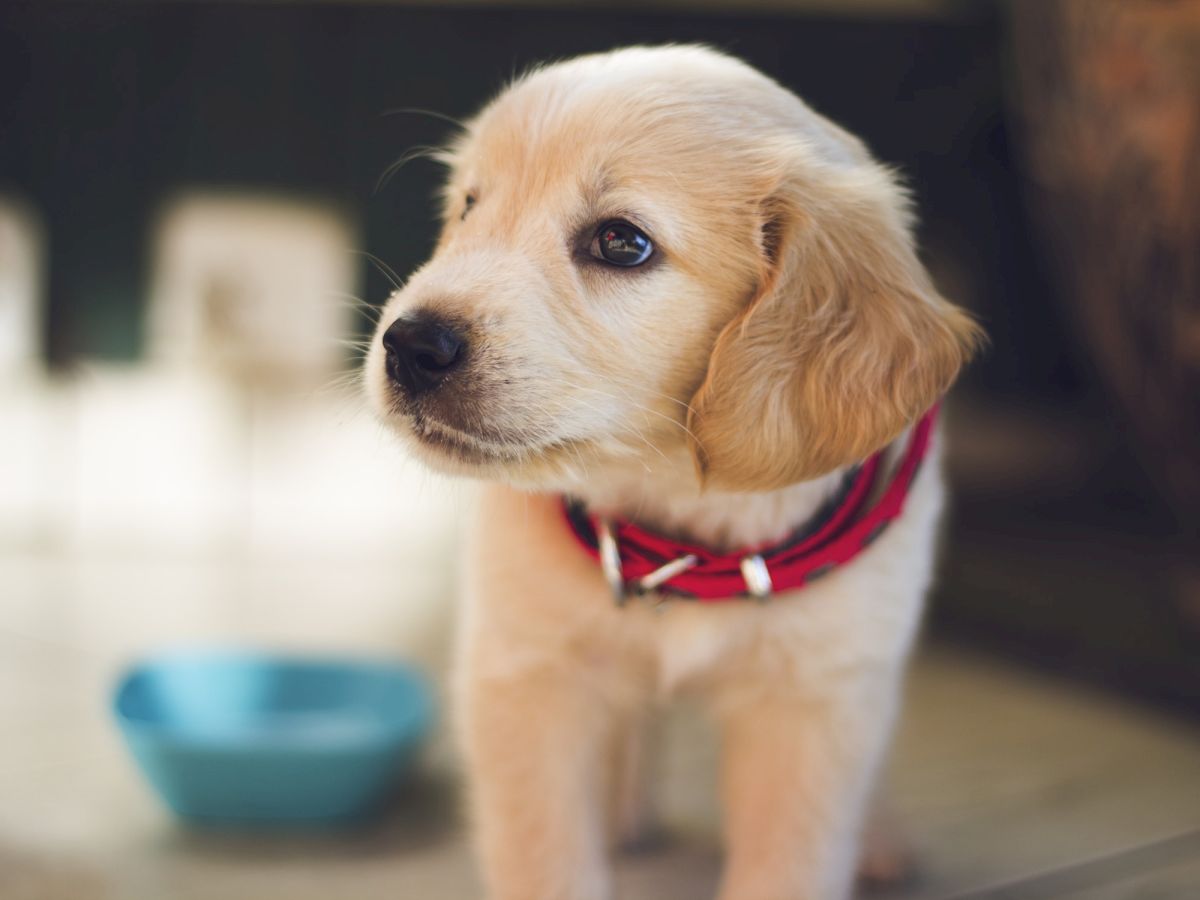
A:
[[0, 378, 70, 549], [67, 365, 245, 554], [246, 393, 465, 562], [135, 188, 462, 564], [0, 198, 56, 547], [244, 395, 465, 660], [1, 189, 461, 663], [0, 197, 43, 376], [147, 193, 357, 388]]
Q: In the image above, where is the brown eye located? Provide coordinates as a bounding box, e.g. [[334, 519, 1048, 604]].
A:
[[591, 221, 653, 267], [461, 193, 476, 221]]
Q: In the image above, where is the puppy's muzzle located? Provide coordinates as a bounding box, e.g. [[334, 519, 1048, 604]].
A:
[[382, 312, 467, 396]]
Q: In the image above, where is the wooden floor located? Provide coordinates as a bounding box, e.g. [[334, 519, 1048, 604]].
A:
[[1, 552, 1198, 899]]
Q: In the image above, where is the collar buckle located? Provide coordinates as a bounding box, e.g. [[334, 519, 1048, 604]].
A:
[[600, 517, 774, 604], [596, 517, 700, 607]]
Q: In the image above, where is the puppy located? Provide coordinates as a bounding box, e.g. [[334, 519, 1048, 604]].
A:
[[366, 45, 981, 900]]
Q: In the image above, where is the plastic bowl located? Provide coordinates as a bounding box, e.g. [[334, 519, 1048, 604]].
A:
[[113, 650, 434, 826]]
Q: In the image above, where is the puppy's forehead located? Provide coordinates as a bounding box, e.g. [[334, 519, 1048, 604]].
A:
[[452, 47, 868, 210], [458, 52, 785, 194]]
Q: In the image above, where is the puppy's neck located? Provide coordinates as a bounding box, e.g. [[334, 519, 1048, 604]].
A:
[[567, 461, 846, 554]]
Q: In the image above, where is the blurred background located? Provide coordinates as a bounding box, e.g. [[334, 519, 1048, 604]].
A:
[[1, 1, 1198, 898]]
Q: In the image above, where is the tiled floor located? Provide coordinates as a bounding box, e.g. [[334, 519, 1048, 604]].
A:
[[2, 551, 1199, 900]]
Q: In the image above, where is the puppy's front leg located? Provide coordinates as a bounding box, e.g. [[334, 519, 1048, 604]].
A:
[[461, 660, 615, 900], [715, 681, 898, 900]]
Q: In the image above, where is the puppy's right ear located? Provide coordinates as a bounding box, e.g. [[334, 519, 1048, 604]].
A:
[[686, 153, 983, 492]]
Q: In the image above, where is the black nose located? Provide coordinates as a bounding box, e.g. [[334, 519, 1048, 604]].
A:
[[381, 314, 467, 395]]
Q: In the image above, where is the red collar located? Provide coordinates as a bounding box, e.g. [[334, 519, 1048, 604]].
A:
[[562, 408, 938, 604]]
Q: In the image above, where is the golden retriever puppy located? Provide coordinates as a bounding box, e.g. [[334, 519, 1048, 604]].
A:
[[365, 45, 981, 900]]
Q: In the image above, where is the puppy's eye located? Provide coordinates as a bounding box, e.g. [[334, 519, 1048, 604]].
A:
[[461, 193, 476, 221], [591, 221, 653, 267]]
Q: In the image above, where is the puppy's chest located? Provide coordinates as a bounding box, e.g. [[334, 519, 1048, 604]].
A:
[[639, 573, 898, 696]]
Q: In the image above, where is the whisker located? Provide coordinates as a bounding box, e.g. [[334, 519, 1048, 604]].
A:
[[555, 378, 699, 446], [379, 106, 467, 131], [327, 291, 384, 315], [545, 379, 671, 467], [601, 372, 697, 414], [352, 250, 405, 291], [375, 144, 446, 193], [318, 370, 368, 396]]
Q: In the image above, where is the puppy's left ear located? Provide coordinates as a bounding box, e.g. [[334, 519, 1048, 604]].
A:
[[687, 157, 984, 492]]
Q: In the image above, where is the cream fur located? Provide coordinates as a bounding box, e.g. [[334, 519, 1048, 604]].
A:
[[366, 45, 980, 900]]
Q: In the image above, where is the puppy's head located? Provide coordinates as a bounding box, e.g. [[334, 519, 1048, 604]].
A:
[[366, 46, 982, 491]]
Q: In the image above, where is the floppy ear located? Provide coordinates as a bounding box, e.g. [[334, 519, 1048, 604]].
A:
[[687, 158, 983, 492]]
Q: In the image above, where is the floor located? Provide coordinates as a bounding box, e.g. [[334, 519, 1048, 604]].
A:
[[2, 550, 1199, 900]]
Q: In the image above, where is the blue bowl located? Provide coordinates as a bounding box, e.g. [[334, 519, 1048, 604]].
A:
[[114, 650, 434, 826]]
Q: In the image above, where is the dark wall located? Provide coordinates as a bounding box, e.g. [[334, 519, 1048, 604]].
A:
[[0, 0, 1068, 402]]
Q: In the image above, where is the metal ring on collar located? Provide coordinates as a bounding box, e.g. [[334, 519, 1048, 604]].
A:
[[596, 518, 627, 605], [740, 554, 773, 601]]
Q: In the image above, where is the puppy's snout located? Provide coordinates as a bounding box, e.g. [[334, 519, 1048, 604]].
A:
[[382, 313, 467, 395]]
